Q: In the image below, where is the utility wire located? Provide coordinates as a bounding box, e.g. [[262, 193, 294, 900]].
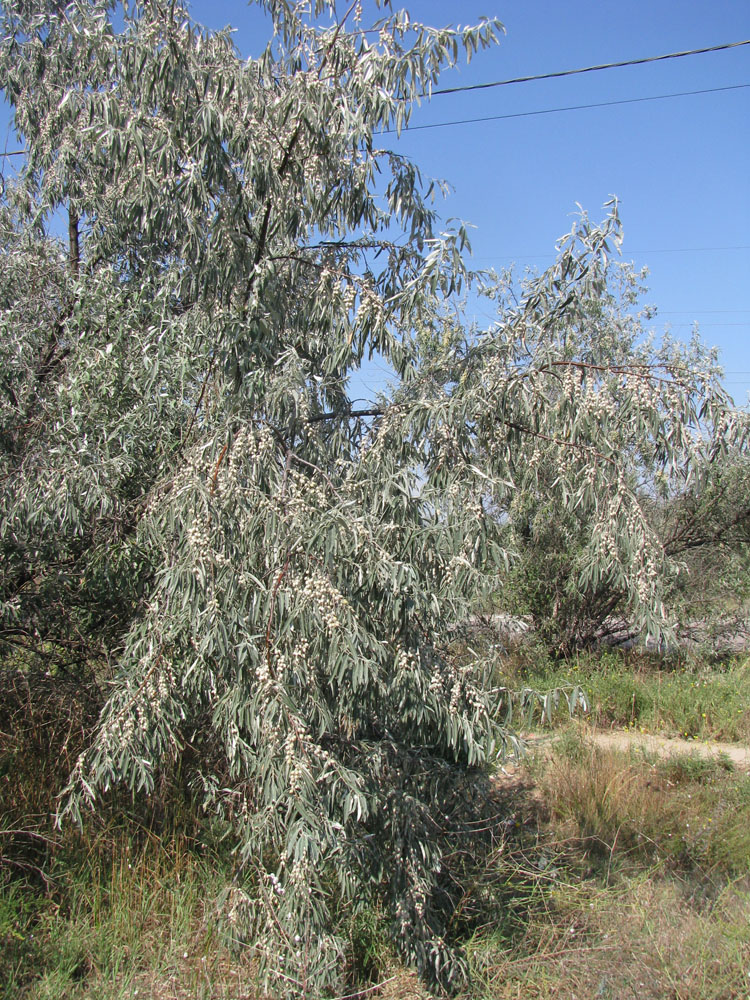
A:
[[475, 246, 750, 261], [384, 83, 749, 134], [431, 40, 750, 97], [600, 244, 750, 255]]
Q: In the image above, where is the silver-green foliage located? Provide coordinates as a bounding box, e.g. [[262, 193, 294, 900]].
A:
[[484, 249, 750, 652], [0, 1, 746, 994]]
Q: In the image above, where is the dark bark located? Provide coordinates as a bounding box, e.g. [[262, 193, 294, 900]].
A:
[[68, 204, 79, 277]]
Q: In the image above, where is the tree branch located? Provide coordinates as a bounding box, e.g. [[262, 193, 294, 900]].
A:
[[68, 204, 80, 277], [305, 407, 383, 424], [242, 0, 364, 313]]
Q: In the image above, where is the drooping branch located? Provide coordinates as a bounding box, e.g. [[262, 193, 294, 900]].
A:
[[305, 407, 383, 424]]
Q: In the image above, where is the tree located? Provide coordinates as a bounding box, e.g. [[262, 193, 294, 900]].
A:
[[656, 448, 750, 650], [481, 253, 750, 654], [0, 1, 745, 995]]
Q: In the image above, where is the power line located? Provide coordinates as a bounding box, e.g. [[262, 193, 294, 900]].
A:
[[620, 245, 750, 255], [431, 39, 750, 97], [385, 83, 749, 134], [474, 245, 750, 262]]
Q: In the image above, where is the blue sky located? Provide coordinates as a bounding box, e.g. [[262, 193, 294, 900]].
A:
[[195, 0, 750, 404], [2, 1, 747, 403]]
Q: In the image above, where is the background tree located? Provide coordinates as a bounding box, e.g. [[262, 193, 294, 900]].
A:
[[0, 1, 746, 995], [657, 449, 750, 650], [478, 249, 749, 654]]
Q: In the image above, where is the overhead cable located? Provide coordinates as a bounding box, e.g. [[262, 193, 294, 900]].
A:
[[384, 84, 749, 134], [475, 246, 750, 261], [431, 40, 750, 97]]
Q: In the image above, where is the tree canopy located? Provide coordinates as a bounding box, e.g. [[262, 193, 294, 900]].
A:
[[487, 259, 750, 653], [0, 1, 746, 994]]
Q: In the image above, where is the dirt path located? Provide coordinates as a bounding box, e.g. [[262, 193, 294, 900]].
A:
[[581, 727, 750, 767], [501, 726, 750, 772]]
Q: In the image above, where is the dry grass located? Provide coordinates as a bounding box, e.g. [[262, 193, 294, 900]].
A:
[[464, 877, 750, 1000], [455, 734, 750, 1000], [529, 732, 750, 877]]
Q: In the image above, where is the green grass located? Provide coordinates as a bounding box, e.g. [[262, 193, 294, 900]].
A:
[[0, 830, 249, 1000], [509, 648, 750, 742]]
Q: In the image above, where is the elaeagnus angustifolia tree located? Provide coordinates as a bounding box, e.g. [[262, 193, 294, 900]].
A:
[[0, 1, 746, 994], [475, 242, 750, 654]]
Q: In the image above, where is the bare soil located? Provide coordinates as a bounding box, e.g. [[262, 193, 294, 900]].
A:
[[580, 726, 750, 767]]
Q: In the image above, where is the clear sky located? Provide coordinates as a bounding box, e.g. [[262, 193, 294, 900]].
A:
[[194, 0, 750, 405], [3, 1, 748, 403]]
